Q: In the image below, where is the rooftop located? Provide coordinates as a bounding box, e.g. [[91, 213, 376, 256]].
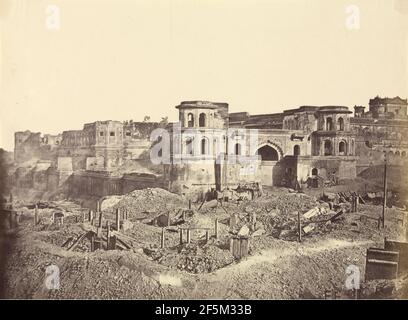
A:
[[369, 96, 408, 105], [175, 101, 229, 110]]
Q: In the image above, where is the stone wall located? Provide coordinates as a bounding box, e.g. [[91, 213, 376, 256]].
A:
[[351, 117, 408, 145], [166, 160, 216, 196], [68, 172, 163, 198], [15, 121, 160, 172], [355, 141, 408, 174], [295, 156, 357, 182], [166, 157, 262, 197], [14, 131, 61, 163], [283, 110, 317, 134], [10, 162, 162, 199]]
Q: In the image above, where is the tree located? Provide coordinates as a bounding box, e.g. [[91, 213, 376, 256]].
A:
[[160, 116, 168, 125]]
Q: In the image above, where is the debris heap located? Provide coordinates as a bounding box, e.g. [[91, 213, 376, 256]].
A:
[[147, 243, 235, 274], [110, 188, 186, 218]]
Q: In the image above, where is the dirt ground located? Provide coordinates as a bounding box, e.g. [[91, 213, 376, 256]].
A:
[[2, 184, 408, 299]]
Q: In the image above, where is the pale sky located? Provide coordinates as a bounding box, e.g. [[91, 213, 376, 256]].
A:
[[0, 0, 407, 150]]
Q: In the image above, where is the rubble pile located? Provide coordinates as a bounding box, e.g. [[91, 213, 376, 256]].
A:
[[300, 211, 345, 237], [359, 279, 397, 299], [244, 193, 318, 215], [111, 188, 186, 218], [241, 193, 318, 235], [148, 243, 234, 274], [226, 191, 356, 241], [39, 227, 84, 248], [126, 223, 179, 248], [3, 182, 407, 299], [185, 214, 229, 237]]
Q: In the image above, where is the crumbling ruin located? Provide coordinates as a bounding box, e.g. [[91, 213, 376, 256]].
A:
[[10, 96, 408, 201], [1, 95, 408, 300]]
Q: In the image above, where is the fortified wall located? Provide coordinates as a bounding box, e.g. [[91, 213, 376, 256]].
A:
[[12, 120, 165, 199], [351, 96, 408, 174], [11, 96, 408, 199], [164, 102, 359, 197]]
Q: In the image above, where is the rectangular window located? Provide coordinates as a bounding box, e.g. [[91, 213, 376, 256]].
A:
[[110, 132, 115, 137], [100, 132, 104, 136], [126, 131, 131, 137]]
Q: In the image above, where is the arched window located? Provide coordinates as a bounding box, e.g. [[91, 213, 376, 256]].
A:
[[187, 113, 194, 127], [185, 137, 194, 155], [312, 168, 318, 176], [293, 145, 300, 156], [201, 137, 209, 155], [235, 143, 241, 156], [326, 117, 333, 131], [339, 141, 347, 155], [402, 151, 406, 157], [199, 113, 206, 127], [396, 151, 401, 156], [324, 140, 332, 156], [338, 118, 344, 131]]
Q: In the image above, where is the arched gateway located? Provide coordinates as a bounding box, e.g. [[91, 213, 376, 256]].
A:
[[256, 144, 281, 186], [257, 145, 279, 161]]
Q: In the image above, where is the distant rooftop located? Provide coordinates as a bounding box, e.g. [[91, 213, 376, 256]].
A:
[[284, 105, 351, 115], [369, 96, 408, 105], [175, 101, 229, 109]]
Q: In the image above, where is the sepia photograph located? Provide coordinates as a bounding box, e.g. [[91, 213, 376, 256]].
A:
[[0, 0, 408, 306]]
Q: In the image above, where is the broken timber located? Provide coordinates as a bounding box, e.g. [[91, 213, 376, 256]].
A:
[[230, 236, 249, 259], [179, 227, 212, 244], [67, 232, 88, 251], [329, 209, 344, 222]]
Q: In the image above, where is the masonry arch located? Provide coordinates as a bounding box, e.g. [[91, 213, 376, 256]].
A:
[[256, 145, 279, 161], [293, 145, 300, 156], [255, 141, 283, 159], [184, 137, 194, 155], [199, 113, 206, 127], [339, 140, 347, 155], [326, 117, 333, 131], [187, 113, 194, 128], [201, 137, 209, 155], [255, 143, 282, 187], [338, 117, 344, 131], [324, 140, 333, 156]]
